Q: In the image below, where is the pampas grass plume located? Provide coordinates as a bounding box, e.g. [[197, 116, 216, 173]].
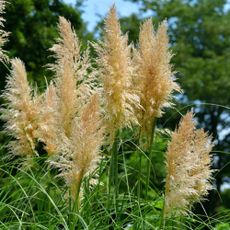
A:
[[49, 17, 79, 138], [95, 6, 140, 142], [49, 17, 93, 138], [38, 82, 59, 155], [135, 19, 180, 143], [2, 58, 40, 156], [50, 94, 104, 200], [164, 112, 213, 216]]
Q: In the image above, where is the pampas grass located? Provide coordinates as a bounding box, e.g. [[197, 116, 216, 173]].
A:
[[94, 6, 140, 143], [0, 2, 217, 229], [38, 82, 59, 155], [164, 112, 213, 216], [1, 58, 40, 156], [49, 16, 94, 139], [134, 19, 180, 146], [49, 94, 104, 202]]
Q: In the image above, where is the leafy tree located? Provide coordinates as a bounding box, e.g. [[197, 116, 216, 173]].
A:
[[1, 0, 90, 89]]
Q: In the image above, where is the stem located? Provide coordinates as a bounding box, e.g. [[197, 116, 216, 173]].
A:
[[74, 171, 84, 211], [68, 189, 72, 227], [108, 129, 120, 220], [109, 130, 120, 197], [70, 171, 84, 230], [137, 123, 142, 200], [137, 151, 142, 200], [145, 118, 156, 198], [159, 196, 166, 229]]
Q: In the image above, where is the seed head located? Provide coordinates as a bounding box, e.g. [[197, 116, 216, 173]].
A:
[[49, 94, 104, 200], [164, 112, 213, 216], [49, 17, 94, 138], [1, 58, 40, 156], [135, 19, 180, 142], [94, 6, 140, 142]]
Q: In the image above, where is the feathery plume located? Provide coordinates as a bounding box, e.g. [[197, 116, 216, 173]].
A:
[[50, 94, 104, 200], [37, 82, 59, 155], [135, 19, 180, 143], [1, 58, 40, 156], [94, 6, 140, 142], [49, 16, 93, 138], [0, 0, 8, 62], [164, 112, 213, 216]]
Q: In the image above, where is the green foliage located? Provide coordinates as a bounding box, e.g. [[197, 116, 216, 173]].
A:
[[215, 223, 230, 230], [221, 189, 230, 209], [0, 133, 222, 229], [0, 140, 163, 229], [1, 135, 227, 229]]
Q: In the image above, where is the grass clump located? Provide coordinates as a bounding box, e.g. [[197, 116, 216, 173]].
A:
[[0, 2, 221, 229]]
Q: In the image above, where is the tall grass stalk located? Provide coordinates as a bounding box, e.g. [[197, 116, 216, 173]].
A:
[[109, 130, 121, 199], [137, 149, 142, 200], [69, 170, 84, 230], [145, 118, 156, 198]]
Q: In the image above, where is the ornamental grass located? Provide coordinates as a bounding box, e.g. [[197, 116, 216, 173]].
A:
[[0, 1, 215, 229]]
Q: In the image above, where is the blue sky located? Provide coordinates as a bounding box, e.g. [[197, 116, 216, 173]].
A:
[[63, 0, 230, 31], [64, 0, 140, 31]]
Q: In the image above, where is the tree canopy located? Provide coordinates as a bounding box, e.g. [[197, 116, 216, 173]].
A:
[[2, 0, 88, 89]]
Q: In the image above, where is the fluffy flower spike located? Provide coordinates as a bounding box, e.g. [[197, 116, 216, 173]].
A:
[[49, 16, 93, 138], [94, 5, 140, 142], [164, 112, 213, 216], [135, 19, 181, 143], [49, 94, 104, 200], [1, 58, 40, 156], [38, 82, 59, 155]]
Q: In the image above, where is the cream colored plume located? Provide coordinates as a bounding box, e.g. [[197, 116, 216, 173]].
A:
[[135, 19, 180, 142], [49, 94, 104, 200], [1, 58, 40, 156], [49, 16, 94, 138], [94, 6, 140, 142], [0, 0, 8, 62], [37, 82, 59, 155], [40, 18, 104, 197], [164, 112, 213, 216]]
